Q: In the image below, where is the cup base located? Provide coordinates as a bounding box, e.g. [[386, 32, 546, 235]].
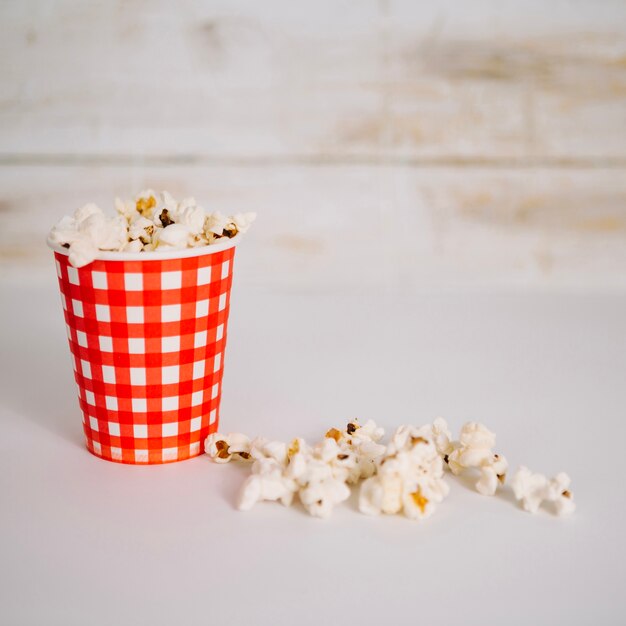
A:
[[85, 437, 208, 464]]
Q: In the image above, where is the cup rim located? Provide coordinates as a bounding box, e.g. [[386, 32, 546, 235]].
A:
[[47, 233, 241, 262]]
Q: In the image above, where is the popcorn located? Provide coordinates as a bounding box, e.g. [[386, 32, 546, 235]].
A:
[[115, 197, 138, 221], [48, 215, 81, 247], [298, 473, 351, 519], [205, 432, 252, 463], [359, 427, 449, 520], [324, 419, 386, 483], [232, 212, 257, 235], [285, 437, 353, 518], [358, 476, 386, 516], [446, 422, 508, 496], [204, 419, 574, 521], [447, 422, 495, 472], [475, 454, 508, 496], [49, 203, 128, 267], [365, 466, 404, 515], [161, 191, 179, 213], [135, 189, 158, 217], [177, 204, 206, 236], [157, 223, 192, 249], [430, 417, 454, 458], [250, 438, 290, 465], [128, 216, 155, 243], [122, 239, 144, 253], [205, 211, 232, 237], [237, 457, 297, 510], [74, 202, 103, 223], [48, 190, 256, 268], [511, 466, 575, 516], [346, 418, 385, 443], [312, 438, 356, 476], [68, 238, 99, 269], [402, 479, 449, 520], [79, 213, 127, 250], [206, 425, 372, 518]]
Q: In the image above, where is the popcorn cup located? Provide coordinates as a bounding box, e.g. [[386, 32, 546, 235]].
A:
[[48, 237, 240, 464]]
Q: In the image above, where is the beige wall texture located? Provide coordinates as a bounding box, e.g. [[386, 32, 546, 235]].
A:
[[1, 0, 625, 290]]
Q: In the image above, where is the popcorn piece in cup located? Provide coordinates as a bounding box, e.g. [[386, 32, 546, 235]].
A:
[[177, 204, 206, 236], [157, 223, 192, 249], [135, 189, 158, 217], [67, 238, 100, 269], [231, 212, 257, 235], [205, 211, 232, 238], [48, 215, 81, 247], [115, 197, 139, 221], [122, 239, 144, 253], [128, 216, 155, 244]]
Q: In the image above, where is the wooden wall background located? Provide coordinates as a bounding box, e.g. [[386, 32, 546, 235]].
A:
[[1, 0, 625, 290]]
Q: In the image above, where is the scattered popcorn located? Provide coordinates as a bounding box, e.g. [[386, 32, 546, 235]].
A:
[[204, 420, 574, 521], [475, 454, 509, 497], [359, 425, 449, 519], [250, 437, 290, 465], [205, 432, 252, 463], [289, 438, 358, 518], [511, 466, 575, 516], [238, 457, 297, 511], [323, 419, 386, 483], [48, 190, 256, 267], [299, 473, 351, 519], [430, 417, 454, 458], [446, 422, 508, 496]]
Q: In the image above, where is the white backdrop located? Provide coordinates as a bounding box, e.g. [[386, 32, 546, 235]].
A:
[[1, 4, 626, 625]]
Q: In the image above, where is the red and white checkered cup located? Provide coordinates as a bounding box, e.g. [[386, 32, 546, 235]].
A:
[[48, 237, 240, 464]]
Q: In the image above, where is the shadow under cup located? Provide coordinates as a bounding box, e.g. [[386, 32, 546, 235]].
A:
[[50, 238, 238, 464]]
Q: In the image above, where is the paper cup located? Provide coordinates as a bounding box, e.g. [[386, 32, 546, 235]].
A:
[[48, 237, 240, 464]]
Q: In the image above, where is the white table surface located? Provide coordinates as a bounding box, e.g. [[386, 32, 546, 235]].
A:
[[1, 275, 625, 625]]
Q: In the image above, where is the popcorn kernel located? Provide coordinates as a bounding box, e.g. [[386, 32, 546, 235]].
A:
[[326, 428, 342, 442], [215, 440, 230, 459], [136, 195, 157, 215], [410, 487, 429, 514]]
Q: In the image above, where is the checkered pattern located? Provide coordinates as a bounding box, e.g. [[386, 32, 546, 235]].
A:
[[54, 247, 236, 464]]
